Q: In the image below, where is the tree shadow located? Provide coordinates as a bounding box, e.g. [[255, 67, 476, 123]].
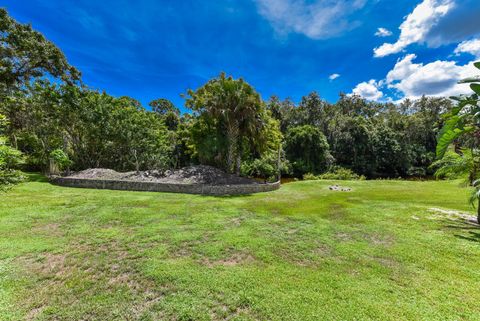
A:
[[25, 172, 49, 182], [209, 193, 254, 199], [442, 218, 480, 243]]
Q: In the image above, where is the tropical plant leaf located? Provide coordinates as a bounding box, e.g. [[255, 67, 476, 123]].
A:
[[474, 61, 480, 70], [458, 77, 480, 84], [471, 83, 480, 95], [436, 115, 474, 158]]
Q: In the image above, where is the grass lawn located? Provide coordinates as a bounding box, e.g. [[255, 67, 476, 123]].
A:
[[1, 175, 480, 320]]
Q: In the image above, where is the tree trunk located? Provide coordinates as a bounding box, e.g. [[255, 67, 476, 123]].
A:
[[235, 141, 243, 176], [226, 121, 239, 174], [478, 198, 480, 225], [133, 149, 140, 174], [277, 145, 282, 182], [49, 159, 59, 176], [12, 133, 18, 149]]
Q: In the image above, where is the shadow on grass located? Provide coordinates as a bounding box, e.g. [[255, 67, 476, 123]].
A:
[[443, 219, 480, 243], [210, 193, 254, 199], [24, 172, 49, 182]]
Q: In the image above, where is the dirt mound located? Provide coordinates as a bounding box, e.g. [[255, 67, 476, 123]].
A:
[[69, 168, 121, 180], [68, 165, 258, 185]]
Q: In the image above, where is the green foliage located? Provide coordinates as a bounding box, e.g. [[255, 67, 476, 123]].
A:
[[285, 125, 332, 176], [430, 148, 475, 181], [241, 148, 290, 182], [2, 81, 173, 172], [435, 61, 480, 223], [0, 114, 24, 190], [268, 93, 449, 178], [0, 8, 80, 91], [149, 98, 180, 130], [469, 179, 480, 223], [303, 167, 365, 180], [436, 61, 480, 158], [186, 72, 267, 174], [241, 155, 276, 181], [49, 149, 72, 171]]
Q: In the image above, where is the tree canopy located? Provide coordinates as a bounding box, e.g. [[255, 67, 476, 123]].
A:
[[0, 8, 80, 92]]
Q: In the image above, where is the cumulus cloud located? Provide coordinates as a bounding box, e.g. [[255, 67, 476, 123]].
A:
[[375, 28, 392, 37], [374, 0, 453, 57], [424, 0, 480, 46], [329, 73, 340, 81], [351, 79, 384, 101], [386, 54, 475, 99], [454, 38, 480, 58], [254, 0, 367, 39]]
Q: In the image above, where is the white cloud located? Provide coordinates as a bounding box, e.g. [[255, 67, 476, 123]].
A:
[[375, 27, 392, 37], [254, 0, 367, 39], [386, 54, 476, 99], [454, 38, 480, 58], [424, 0, 480, 46], [374, 0, 453, 57], [329, 73, 340, 81], [351, 79, 384, 101]]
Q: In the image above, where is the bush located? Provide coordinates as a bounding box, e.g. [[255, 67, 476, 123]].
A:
[[49, 149, 72, 174], [303, 167, 365, 181], [285, 125, 333, 176], [241, 152, 290, 182], [0, 137, 25, 190], [302, 173, 319, 181]]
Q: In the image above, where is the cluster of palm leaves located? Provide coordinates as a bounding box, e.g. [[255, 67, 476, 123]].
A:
[[185, 73, 267, 175]]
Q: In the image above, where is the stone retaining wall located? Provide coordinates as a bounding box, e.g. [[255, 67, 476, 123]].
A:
[[50, 177, 281, 196]]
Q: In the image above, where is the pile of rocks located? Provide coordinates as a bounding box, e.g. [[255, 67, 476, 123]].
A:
[[328, 185, 352, 192], [67, 165, 258, 185]]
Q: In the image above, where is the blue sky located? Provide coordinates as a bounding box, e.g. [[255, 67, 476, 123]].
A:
[[4, 0, 480, 110]]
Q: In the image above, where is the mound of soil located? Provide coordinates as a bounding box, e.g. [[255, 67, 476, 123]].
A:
[[67, 165, 258, 185]]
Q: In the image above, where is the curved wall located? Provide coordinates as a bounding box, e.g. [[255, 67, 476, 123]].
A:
[[51, 177, 281, 196]]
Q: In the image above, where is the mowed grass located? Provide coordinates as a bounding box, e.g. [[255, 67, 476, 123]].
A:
[[1, 175, 480, 321]]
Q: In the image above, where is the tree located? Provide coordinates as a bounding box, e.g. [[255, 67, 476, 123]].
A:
[[49, 149, 72, 175], [149, 98, 180, 131], [149, 98, 179, 115], [241, 113, 287, 181], [0, 113, 24, 190], [185, 73, 266, 174], [266, 96, 295, 133], [370, 125, 405, 177], [285, 125, 332, 176], [0, 8, 80, 92], [327, 115, 374, 176]]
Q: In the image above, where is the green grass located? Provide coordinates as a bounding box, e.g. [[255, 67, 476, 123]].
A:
[[1, 175, 479, 320]]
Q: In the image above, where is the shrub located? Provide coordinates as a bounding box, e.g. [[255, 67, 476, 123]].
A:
[[0, 114, 25, 190], [0, 137, 25, 190], [285, 125, 333, 176], [49, 149, 73, 174], [302, 173, 320, 181], [303, 167, 365, 180], [241, 152, 291, 182]]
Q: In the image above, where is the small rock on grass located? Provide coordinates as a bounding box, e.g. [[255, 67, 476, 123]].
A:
[[329, 185, 352, 192]]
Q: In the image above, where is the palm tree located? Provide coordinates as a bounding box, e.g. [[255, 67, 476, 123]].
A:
[[186, 73, 264, 174]]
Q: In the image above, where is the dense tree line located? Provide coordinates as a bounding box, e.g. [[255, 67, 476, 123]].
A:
[[267, 92, 450, 178], [0, 8, 457, 187]]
